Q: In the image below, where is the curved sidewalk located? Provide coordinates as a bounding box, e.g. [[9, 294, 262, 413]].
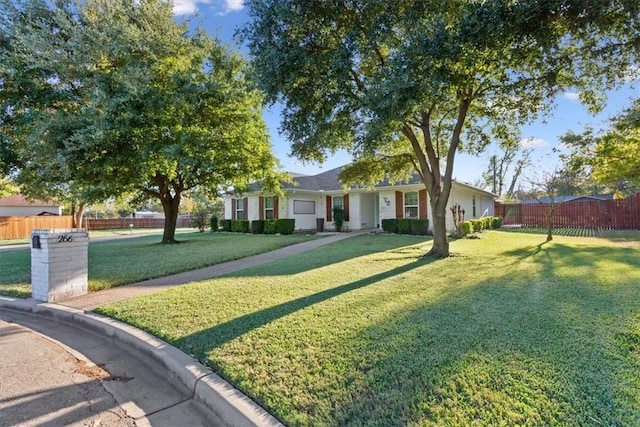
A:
[[0, 231, 364, 426]]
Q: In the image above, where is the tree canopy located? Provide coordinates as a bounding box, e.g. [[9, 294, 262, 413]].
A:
[[562, 98, 640, 196], [243, 0, 639, 257], [1, 0, 284, 242]]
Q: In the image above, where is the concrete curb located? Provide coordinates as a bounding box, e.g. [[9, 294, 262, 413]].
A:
[[0, 297, 283, 427]]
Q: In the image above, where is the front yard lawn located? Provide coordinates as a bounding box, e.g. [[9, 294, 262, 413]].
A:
[[97, 231, 640, 426], [0, 232, 319, 297]]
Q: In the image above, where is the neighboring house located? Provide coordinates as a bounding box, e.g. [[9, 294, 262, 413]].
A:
[[0, 194, 62, 216], [224, 165, 496, 232]]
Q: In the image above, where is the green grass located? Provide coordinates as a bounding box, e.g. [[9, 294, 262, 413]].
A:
[[97, 231, 640, 426], [0, 232, 320, 297], [0, 227, 193, 246]]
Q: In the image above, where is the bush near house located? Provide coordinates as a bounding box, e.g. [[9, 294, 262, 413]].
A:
[[492, 217, 502, 229], [276, 219, 295, 235], [461, 216, 503, 235], [382, 218, 429, 236], [248, 219, 295, 235], [251, 220, 265, 234], [382, 219, 399, 233], [410, 219, 429, 235], [460, 221, 474, 235], [231, 219, 250, 233], [264, 219, 277, 234], [221, 219, 232, 232], [398, 219, 412, 234]]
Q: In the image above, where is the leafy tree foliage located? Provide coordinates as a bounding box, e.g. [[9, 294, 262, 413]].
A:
[[243, 0, 639, 257], [1, 0, 283, 242], [561, 99, 640, 196]]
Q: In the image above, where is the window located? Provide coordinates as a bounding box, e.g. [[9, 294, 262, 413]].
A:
[[404, 191, 418, 218], [332, 196, 343, 210], [236, 198, 244, 219], [294, 200, 315, 214], [265, 196, 274, 219]]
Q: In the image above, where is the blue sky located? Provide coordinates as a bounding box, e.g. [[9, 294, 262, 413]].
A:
[[174, 0, 639, 188]]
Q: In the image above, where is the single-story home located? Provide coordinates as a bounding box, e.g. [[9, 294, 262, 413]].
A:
[[223, 165, 496, 232], [0, 194, 62, 216]]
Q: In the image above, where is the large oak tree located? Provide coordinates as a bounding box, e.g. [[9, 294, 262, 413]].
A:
[[562, 98, 640, 196], [1, 0, 283, 242], [242, 0, 639, 257]]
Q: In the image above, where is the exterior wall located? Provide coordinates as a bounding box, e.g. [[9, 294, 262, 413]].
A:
[[288, 194, 321, 230], [0, 206, 61, 216], [379, 190, 398, 221]]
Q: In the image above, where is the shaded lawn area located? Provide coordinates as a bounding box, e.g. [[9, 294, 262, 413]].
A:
[[97, 232, 640, 426], [0, 232, 320, 297]]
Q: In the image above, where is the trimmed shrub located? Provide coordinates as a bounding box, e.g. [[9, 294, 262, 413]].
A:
[[231, 219, 250, 233], [276, 218, 295, 235], [221, 219, 232, 232], [491, 217, 502, 229], [333, 207, 345, 231], [460, 221, 473, 236], [381, 219, 398, 233], [251, 220, 265, 234], [264, 219, 277, 234], [398, 218, 411, 234], [484, 217, 492, 230], [210, 216, 219, 232], [410, 219, 429, 235]]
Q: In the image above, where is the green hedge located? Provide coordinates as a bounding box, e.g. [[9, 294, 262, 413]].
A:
[[381, 219, 398, 233], [460, 221, 473, 235], [410, 219, 429, 235], [492, 217, 503, 229], [210, 216, 219, 232], [398, 219, 411, 234], [251, 220, 265, 234], [462, 216, 502, 235], [231, 219, 250, 233], [383, 218, 429, 235], [264, 219, 277, 234], [276, 218, 295, 235], [221, 219, 232, 232]]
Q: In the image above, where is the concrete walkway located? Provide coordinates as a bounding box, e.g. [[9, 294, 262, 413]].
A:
[[0, 231, 365, 426], [61, 231, 364, 311]]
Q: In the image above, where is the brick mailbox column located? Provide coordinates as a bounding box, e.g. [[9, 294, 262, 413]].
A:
[[31, 229, 89, 302]]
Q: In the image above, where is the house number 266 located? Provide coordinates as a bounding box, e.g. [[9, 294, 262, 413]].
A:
[[57, 235, 73, 243]]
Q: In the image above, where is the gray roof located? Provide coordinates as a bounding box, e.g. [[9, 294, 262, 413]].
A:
[[279, 165, 494, 198]]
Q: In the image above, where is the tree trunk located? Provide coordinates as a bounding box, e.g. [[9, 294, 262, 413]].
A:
[[427, 208, 450, 258], [160, 193, 181, 244], [71, 202, 86, 229]]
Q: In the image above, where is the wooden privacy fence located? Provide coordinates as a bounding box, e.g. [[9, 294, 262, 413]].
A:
[[0, 216, 73, 240], [84, 217, 190, 230], [0, 216, 192, 240], [496, 193, 640, 229]]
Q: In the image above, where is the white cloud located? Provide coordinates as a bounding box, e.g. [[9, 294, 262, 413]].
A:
[[519, 137, 549, 148], [223, 0, 244, 13], [173, 0, 200, 15], [173, 0, 243, 16], [562, 92, 580, 102]]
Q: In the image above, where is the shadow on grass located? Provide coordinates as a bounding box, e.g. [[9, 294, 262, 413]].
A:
[[328, 247, 640, 425], [172, 237, 639, 425], [174, 256, 433, 354]]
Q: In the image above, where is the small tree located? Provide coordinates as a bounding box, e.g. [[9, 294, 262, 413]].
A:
[[333, 207, 345, 232], [526, 170, 563, 242]]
